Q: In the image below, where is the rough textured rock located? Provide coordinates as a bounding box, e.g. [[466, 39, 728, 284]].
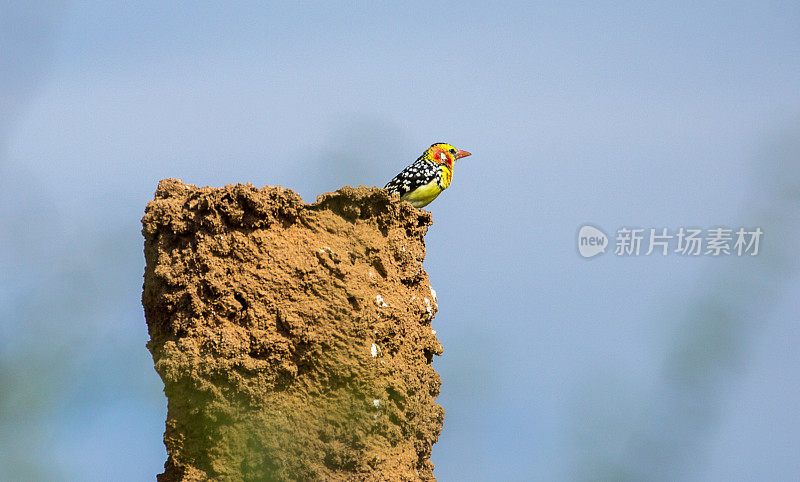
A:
[[142, 179, 444, 481]]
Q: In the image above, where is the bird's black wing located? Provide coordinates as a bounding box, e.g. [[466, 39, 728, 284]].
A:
[[384, 157, 437, 197]]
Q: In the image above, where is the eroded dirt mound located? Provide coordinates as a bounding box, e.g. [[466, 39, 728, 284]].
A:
[[142, 179, 443, 481]]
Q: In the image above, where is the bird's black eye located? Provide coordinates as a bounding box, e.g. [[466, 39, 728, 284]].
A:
[[449, 148, 456, 155]]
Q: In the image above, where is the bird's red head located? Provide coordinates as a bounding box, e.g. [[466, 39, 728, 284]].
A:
[[425, 142, 471, 169]]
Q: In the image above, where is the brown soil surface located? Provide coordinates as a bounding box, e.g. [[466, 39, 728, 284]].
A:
[[142, 179, 444, 481]]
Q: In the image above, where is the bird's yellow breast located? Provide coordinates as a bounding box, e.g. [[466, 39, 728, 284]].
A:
[[439, 166, 452, 190], [400, 179, 442, 208]]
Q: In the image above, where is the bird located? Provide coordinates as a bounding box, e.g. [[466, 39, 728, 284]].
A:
[[384, 142, 471, 208]]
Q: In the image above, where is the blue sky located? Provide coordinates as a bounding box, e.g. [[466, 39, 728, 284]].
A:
[[2, 2, 799, 480]]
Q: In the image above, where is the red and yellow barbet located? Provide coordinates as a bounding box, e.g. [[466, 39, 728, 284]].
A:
[[384, 142, 471, 208]]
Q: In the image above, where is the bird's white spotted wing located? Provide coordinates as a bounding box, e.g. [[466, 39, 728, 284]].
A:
[[384, 157, 439, 198]]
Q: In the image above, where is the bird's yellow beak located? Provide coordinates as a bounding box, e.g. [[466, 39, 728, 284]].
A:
[[455, 150, 471, 159]]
